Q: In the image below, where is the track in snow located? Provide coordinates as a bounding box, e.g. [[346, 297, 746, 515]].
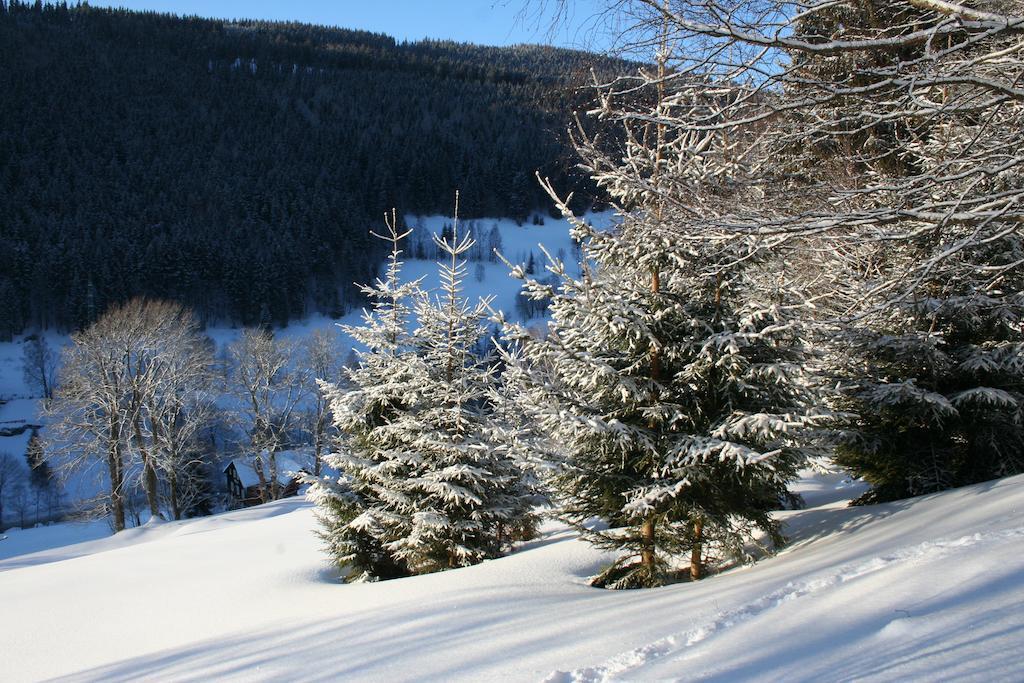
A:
[[546, 524, 1024, 683]]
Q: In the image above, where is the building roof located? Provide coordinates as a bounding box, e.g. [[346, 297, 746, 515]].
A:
[[226, 451, 307, 489]]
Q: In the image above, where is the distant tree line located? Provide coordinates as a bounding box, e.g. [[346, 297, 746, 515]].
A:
[[0, 2, 627, 338]]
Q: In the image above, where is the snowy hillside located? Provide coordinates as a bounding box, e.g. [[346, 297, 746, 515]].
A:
[[2, 472, 1023, 681]]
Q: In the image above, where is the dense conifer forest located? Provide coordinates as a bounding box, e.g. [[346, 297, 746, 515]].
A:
[[0, 2, 625, 337]]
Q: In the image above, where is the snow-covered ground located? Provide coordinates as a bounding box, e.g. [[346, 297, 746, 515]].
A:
[[2, 471, 1023, 682]]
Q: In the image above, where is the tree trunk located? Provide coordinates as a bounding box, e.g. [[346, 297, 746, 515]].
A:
[[169, 471, 182, 520], [107, 439, 126, 533], [690, 518, 704, 581], [143, 456, 160, 518], [638, 1, 669, 588], [650, 269, 662, 383], [253, 453, 271, 503], [313, 418, 323, 477], [133, 415, 161, 519], [269, 451, 281, 500], [640, 516, 656, 572]]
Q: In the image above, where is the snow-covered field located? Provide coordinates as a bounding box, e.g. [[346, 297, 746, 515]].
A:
[[2, 471, 1023, 682]]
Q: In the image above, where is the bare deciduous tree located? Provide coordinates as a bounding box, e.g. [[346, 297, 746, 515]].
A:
[[48, 317, 132, 531], [228, 329, 309, 502], [550, 0, 1023, 311], [47, 299, 213, 531], [302, 329, 343, 477], [140, 323, 216, 520], [22, 334, 57, 402]]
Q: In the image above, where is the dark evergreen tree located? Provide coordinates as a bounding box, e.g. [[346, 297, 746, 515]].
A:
[[24, 430, 55, 520], [24, 432, 48, 486], [771, 0, 1024, 504], [833, 288, 1024, 504]]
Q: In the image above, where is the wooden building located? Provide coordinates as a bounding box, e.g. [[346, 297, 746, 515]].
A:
[[224, 452, 307, 507]]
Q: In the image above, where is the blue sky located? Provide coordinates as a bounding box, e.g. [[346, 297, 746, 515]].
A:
[[86, 1, 617, 50]]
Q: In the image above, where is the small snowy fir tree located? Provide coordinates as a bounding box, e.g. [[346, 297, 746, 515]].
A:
[[388, 193, 537, 573], [307, 211, 423, 581], [309, 202, 537, 580]]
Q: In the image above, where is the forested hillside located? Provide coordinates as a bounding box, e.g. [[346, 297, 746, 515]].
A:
[[0, 2, 625, 336]]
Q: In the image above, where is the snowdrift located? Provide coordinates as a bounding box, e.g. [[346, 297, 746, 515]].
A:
[[1, 473, 1023, 681]]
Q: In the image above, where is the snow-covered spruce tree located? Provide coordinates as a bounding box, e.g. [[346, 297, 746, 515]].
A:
[[309, 204, 536, 580], [306, 211, 423, 581], [488, 341, 550, 545], [389, 194, 537, 574], [499, 30, 824, 586], [501, 189, 823, 588]]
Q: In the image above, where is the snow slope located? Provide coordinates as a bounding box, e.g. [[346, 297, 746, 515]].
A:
[[2, 473, 1022, 682]]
